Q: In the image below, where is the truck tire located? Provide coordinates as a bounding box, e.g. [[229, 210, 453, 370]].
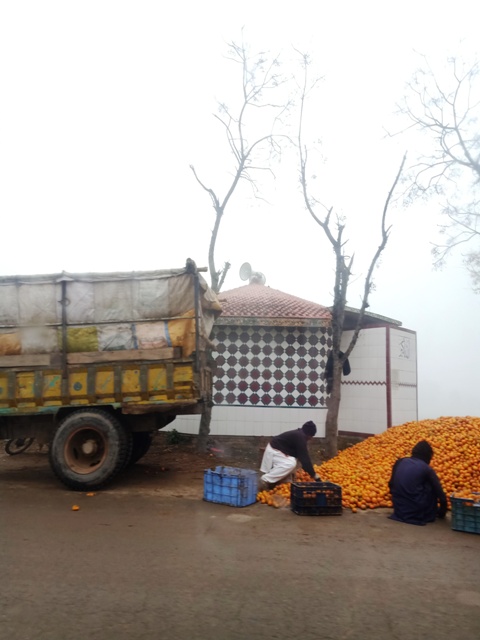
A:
[[49, 409, 132, 491], [127, 432, 153, 466]]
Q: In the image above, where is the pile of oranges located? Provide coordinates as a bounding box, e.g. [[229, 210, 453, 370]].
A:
[[451, 490, 480, 505], [257, 481, 291, 508], [257, 416, 480, 512]]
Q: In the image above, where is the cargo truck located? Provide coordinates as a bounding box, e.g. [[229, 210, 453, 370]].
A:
[[0, 260, 221, 490]]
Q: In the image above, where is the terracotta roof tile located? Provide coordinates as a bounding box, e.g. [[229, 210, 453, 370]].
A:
[[217, 283, 331, 321]]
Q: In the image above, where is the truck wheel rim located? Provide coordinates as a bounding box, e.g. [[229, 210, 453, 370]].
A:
[[64, 428, 109, 475]]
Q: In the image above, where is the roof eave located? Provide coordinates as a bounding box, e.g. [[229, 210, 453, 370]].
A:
[[214, 316, 331, 327], [340, 306, 402, 328]]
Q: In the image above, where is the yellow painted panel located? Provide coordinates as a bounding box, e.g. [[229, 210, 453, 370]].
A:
[[173, 366, 195, 383], [148, 367, 167, 391], [0, 361, 199, 410], [17, 373, 35, 400], [146, 392, 169, 402], [69, 371, 88, 398], [42, 373, 62, 398], [0, 375, 8, 400], [122, 369, 140, 393], [95, 370, 114, 396]]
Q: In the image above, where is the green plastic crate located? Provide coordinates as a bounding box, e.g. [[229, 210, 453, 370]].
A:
[[450, 493, 480, 535]]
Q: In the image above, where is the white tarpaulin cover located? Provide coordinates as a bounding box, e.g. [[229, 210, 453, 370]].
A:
[[0, 265, 221, 357]]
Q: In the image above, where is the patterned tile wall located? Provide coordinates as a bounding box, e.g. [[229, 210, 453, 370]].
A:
[[212, 325, 332, 407]]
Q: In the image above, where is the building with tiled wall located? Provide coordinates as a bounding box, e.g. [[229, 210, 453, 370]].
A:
[[172, 282, 418, 438]]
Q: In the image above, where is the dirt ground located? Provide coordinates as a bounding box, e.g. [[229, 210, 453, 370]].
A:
[[146, 431, 269, 477], [129, 430, 329, 485], [1, 434, 480, 640], [0, 429, 351, 492], [0, 432, 264, 502]]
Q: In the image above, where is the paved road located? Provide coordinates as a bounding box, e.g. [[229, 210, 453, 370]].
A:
[[1, 453, 480, 640]]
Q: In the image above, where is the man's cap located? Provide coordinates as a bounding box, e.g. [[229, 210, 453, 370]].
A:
[[302, 421, 317, 437], [411, 440, 433, 463]]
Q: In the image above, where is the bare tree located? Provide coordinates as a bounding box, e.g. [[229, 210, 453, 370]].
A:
[[297, 54, 406, 458], [401, 57, 480, 290], [191, 39, 291, 450], [190, 39, 291, 294]]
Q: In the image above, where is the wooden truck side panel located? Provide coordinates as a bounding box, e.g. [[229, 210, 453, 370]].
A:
[[0, 356, 201, 414]]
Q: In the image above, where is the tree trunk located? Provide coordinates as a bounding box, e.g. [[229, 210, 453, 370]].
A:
[[197, 348, 215, 452], [197, 401, 212, 452], [325, 364, 342, 458]]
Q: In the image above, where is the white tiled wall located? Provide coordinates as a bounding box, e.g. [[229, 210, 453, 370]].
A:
[[338, 328, 388, 434], [390, 328, 418, 426], [169, 326, 417, 438], [339, 383, 388, 434], [337, 326, 418, 434], [341, 328, 387, 382], [167, 406, 328, 437]]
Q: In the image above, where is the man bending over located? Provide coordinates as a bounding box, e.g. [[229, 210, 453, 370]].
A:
[[259, 421, 320, 490]]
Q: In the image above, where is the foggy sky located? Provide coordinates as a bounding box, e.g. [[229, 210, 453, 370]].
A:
[[0, 1, 479, 420]]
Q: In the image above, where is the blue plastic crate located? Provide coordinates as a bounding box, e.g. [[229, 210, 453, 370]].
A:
[[451, 493, 480, 535], [203, 466, 258, 507]]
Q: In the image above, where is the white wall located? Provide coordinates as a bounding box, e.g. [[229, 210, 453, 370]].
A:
[[338, 326, 418, 435], [389, 328, 418, 426], [168, 406, 327, 437], [338, 327, 389, 434], [171, 325, 417, 439]]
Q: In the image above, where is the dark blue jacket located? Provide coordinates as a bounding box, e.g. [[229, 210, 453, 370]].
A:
[[270, 429, 316, 478], [388, 457, 447, 525]]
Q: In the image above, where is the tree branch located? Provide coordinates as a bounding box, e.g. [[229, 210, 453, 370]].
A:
[[399, 56, 480, 289], [191, 39, 292, 292]]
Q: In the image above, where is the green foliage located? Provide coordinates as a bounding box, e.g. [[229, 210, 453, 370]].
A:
[[166, 429, 188, 445]]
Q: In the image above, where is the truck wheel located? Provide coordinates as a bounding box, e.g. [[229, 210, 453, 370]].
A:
[[127, 432, 153, 466], [49, 409, 132, 491]]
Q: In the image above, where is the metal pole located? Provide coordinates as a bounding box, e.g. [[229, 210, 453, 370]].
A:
[[60, 278, 69, 397], [193, 268, 200, 374]]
